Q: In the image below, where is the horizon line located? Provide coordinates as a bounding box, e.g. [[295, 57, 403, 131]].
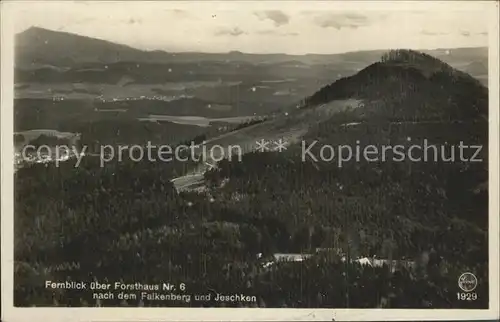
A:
[[17, 26, 489, 57]]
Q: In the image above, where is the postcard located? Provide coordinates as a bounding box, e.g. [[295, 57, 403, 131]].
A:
[[1, 1, 499, 321]]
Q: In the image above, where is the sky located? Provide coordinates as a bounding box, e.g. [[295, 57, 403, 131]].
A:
[[8, 1, 493, 55]]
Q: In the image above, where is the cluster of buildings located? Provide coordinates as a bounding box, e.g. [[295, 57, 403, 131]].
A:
[[258, 248, 416, 273], [92, 94, 193, 103]]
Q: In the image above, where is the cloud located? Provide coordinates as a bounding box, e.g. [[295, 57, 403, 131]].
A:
[[343, 13, 369, 24], [312, 12, 371, 29], [214, 27, 247, 37], [254, 10, 290, 27], [256, 30, 299, 37], [256, 30, 275, 35], [172, 9, 188, 15], [303, 11, 387, 30], [164, 9, 190, 18], [421, 30, 448, 36], [125, 17, 142, 25]]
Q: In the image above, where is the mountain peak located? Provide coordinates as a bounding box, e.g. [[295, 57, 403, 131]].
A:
[[303, 49, 487, 121], [20, 26, 51, 33], [381, 49, 441, 63], [17, 26, 70, 39], [379, 49, 454, 75], [15, 27, 148, 67]]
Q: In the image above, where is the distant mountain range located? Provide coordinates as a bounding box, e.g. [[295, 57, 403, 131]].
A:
[[16, 27, 488, 69]]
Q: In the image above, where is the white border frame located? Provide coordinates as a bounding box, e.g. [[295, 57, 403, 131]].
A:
[[1, 1, 499, 321]]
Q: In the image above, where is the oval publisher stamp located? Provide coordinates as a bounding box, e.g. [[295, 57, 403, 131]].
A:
[[458, 272, 478, 292]]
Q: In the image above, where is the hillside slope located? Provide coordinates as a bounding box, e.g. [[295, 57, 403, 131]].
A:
[[203, 49, 489, 291], [16, 27, 153, 66], [303, 49, 488, 121]]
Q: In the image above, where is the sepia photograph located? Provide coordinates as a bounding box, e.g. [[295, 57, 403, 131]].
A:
[[1, 1, 499, 321]]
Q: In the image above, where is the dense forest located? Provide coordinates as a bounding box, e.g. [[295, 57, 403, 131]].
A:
[[14, 50, 489, 308]]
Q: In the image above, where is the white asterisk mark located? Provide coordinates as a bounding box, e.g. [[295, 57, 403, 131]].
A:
[[255, 139, 270, 152], [273, 139, 288, 152]]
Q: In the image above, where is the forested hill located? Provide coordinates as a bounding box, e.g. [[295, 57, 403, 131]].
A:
[[204, 49, 489, 282], [303, 49, 488, 122]]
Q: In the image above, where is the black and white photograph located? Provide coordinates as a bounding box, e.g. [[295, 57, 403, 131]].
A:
[[1, 1, 499, 320]]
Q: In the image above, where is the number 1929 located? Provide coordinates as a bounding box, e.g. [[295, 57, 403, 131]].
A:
[[457, 292, 477, 301]]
